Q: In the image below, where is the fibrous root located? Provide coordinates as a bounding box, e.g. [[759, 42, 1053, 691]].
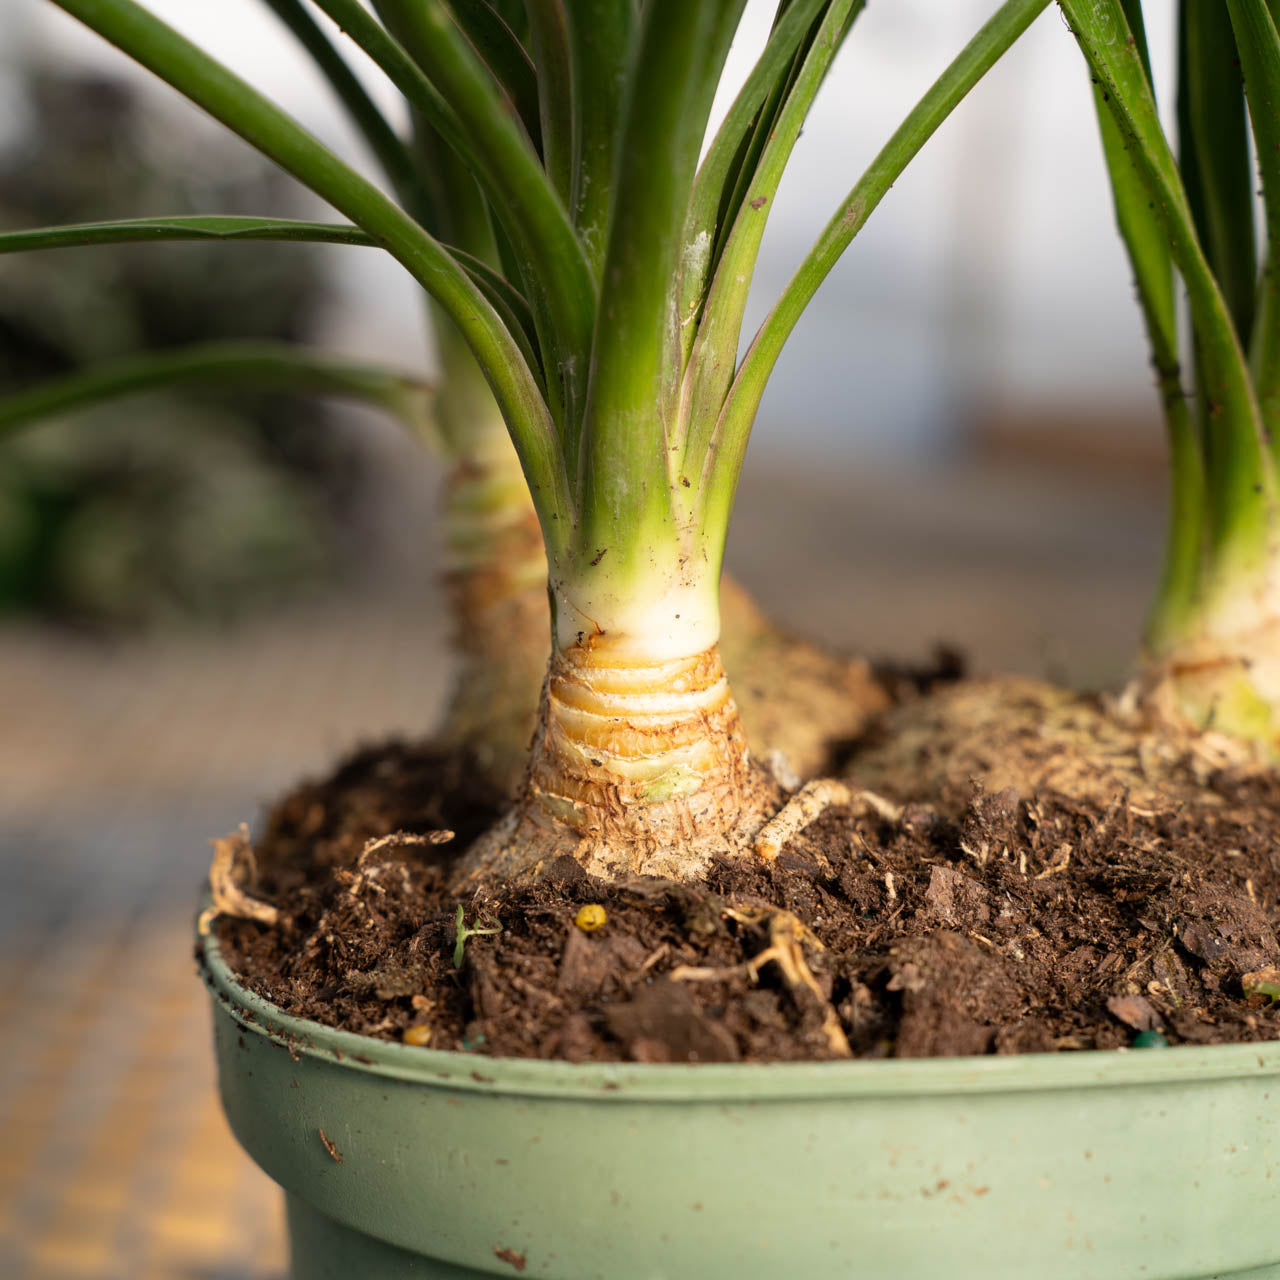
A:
[[671, 905, 851, 1056], [198, 823, 278, 935], [752, 779, 902, 861]]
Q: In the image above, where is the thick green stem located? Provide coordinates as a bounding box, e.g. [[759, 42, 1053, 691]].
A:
[[578, 0, 742, 589], [1178, 0, 1257, 344], [565, 0, 634, 276], [1086, 49, 1206, 659]]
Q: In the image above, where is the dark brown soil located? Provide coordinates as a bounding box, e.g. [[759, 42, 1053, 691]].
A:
[[214, 720, 1280, 1063]]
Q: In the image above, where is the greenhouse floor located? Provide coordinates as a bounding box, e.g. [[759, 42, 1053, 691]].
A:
[[0, 453, 1162, 1278]]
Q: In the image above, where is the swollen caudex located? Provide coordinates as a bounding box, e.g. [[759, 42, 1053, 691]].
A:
[[1145, 566, 1280, 753], [457, 642, 780, 883], [533, 647, 746, 809]]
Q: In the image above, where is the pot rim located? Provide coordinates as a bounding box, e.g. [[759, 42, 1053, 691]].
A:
[[200, 918, 1280, 1101]]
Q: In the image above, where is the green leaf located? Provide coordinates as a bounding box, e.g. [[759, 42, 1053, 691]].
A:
[[565, 0, 636, 274], [713, 0, 1050, 548], [0, 341, 431, 437], [0, 215, 377, 252], [0, 213, 538, 380], [409, 114, 499, 257], [678, 0, 862, 485], [576, 0, 743, 578], [1084, 19, 1203, 650], [1061, 0, 1272, 568], [452, 905, 502, 968], [450, 248, 544, 389], [448, 0, 544, 153], [47, 0, 570, 548], [376, 0, 596, 441], [1178, 0, 1256, 343], [308, 0, 468, 158], [677, 0, 828, 358], [525, 0, 574, 207], [1227, 0, 1280, 450], [1117, 0, 1155, 84], [260, 0, 434, 220]]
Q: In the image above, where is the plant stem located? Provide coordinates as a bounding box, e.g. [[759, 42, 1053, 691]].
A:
[[577, 0, 742, 588], [1061, 0, 1273, 575], [1179, 0, 1257, 344], [564, 0, 635, 276], [1075, 0, 1280, 748], [434, 381, 550, 787]]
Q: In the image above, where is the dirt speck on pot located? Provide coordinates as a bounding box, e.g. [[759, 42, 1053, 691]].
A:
[[318, 1129, 342, 1164]]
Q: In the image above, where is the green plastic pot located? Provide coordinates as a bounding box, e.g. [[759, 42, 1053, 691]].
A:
[[199, 924, 1280, 1279]]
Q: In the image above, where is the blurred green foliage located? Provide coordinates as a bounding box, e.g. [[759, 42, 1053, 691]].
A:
[[0, 69, 361, 625]]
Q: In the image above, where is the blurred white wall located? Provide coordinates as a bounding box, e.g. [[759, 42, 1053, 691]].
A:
[[3, 0, 1176, 458]]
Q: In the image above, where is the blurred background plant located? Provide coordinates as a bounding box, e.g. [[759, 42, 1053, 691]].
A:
[[0, 66, 364, 626]]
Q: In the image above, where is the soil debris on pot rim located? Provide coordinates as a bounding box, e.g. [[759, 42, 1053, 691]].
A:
[[215, 731, 1280, 1063]]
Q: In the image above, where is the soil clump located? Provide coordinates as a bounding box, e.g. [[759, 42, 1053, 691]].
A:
[[215, 709, 1280, 1063]]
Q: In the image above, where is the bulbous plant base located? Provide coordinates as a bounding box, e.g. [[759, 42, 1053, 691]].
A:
[[846, 674, 1253, 816], [434, 449, 550, 791], [1135, 593, 1280, 760], [456, 643, 781, 883], [1140, 648, 1280, 763], [435, 586, 547, 791]]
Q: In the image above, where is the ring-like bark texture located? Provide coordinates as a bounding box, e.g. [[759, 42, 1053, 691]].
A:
[[457, 642, 780, 883]]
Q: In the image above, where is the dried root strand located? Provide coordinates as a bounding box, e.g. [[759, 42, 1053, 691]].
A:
[[753, 779, 902, 861], [347, 829, 455, 897], [198, 823, 278, 935], [359, 829, 455, 862], [671, 906, 852, 1057], [1034, 842, 1072, 880]]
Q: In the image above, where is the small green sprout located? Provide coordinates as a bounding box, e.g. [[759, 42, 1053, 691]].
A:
[[453, 904, 502, 969], [1243, 968, 1280, 1004]]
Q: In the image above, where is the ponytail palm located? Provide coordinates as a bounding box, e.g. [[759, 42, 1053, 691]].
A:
[[5, 0, 1048, 878], [1064, 0, 1280, 750]]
